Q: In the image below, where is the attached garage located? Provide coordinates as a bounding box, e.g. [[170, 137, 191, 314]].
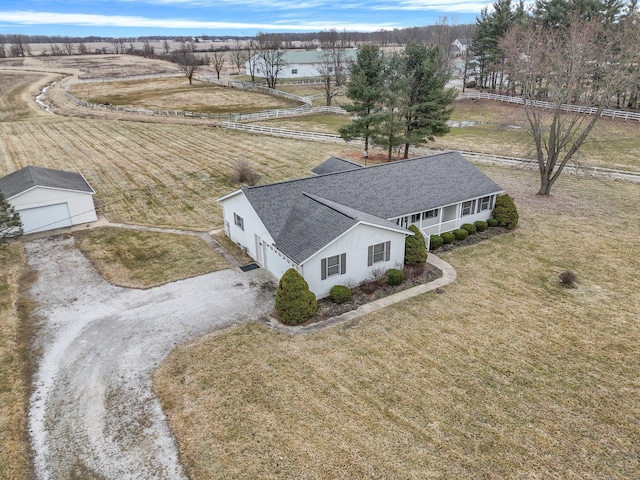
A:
[[0, 166, 97, 234]]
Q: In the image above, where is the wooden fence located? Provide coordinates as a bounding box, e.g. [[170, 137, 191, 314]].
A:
[[458, 92, 640, 122], [221, 122, 345, 142]]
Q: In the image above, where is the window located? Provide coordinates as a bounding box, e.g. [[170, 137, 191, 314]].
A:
[[291, 69, 298, 74], [368, 241, 391, 266], [480, 196, 491, 211], [233, 213, 244, 231], [321, 253, 346, 280], [411, 213, 421, 223], [461, 201, 474, 216], [422, 209, 438, 220]]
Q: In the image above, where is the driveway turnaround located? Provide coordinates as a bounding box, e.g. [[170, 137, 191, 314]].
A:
[[26, 235, 274, 480]]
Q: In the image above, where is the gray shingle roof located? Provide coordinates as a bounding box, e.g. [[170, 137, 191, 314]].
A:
[[239, 151, 504, 263], [0, 166, 94, 199], [311, 156, 363, 176], [280, 49, 358, 65]]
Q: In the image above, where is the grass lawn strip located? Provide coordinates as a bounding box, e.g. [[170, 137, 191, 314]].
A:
[[154, 167, 640, 479], [0, 244, 33, 480], [76, 227, 228, 289]]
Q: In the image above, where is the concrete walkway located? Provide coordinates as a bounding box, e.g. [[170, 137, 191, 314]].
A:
[[261, 254, 457, 335]]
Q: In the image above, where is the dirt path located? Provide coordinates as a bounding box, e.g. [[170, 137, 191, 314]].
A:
[[26, 235, 274, 479]]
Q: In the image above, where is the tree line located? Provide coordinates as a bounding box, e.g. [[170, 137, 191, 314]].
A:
[[461, 0, 640, 195]]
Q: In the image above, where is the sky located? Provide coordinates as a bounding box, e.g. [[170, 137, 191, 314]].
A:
[[0, 0, 497, 38]]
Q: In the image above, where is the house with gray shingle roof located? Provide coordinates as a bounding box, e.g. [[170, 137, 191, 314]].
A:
[[246, 48, 358, 79], [218, 151, 504, 298], [0, 166, 97, 234]]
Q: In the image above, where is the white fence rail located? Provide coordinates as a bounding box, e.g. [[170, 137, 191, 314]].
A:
[[200, 76, 313, 105], [221, 122, 345, 142], [460, 151, 640, 183], [458, 92, 640, 122], [75, 72, 182, 83], [234, 105, 347, 121]]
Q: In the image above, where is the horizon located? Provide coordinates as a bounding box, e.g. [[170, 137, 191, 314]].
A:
[[0, 1, 496, 38]]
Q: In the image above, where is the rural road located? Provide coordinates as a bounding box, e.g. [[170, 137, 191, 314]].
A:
[[26, 235, 275, 479]]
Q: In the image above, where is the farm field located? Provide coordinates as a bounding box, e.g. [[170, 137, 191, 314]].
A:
[[68, 77, 301, 114], [0, 116, 343, 229], [248, 112, 352, 134], [155, 166, 640, 479]]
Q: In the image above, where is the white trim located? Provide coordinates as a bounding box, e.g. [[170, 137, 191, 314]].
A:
[[216, 189, 243, 202], [7, 185, 94, 201]]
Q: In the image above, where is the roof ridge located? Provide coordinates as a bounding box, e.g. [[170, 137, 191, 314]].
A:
[[301, 192, 357, 220], [246, 152, 456, 192]]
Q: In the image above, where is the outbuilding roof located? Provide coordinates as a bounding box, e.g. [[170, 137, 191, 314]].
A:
[[235, 151, 503, 264], [281, 49, 358, 65], [0, 166, 94, 199]]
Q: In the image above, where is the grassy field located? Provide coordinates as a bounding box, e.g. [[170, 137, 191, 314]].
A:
[[0, 115, 343, 230], [0, 244, 32, 480], [154, 167, 640, 479], [248, 113, 352, 134], [68, 77, 301, 113], [76, 227, 228, 288]]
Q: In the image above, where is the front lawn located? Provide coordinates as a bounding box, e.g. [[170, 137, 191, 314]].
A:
[[154, 166, 640, 479]]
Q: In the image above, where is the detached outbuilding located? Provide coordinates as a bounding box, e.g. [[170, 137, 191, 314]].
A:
[[0, 166, 97, 234]]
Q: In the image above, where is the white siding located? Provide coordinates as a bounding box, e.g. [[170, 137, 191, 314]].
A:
[[301, 224, 407, 299], [220, 192, 274, 263], [10, 187, 97, 233], [264, 244, 296, 279]]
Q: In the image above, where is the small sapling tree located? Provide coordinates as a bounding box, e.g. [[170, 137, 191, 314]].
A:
[[0, 190, 23, 241]]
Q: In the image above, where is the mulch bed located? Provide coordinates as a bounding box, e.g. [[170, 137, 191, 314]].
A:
[[433, 225, 511, 252], [313, 263, 443, 322], [275, 226, 511, 326]]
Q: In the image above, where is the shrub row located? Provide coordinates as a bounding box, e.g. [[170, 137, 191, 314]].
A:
[[330, 268, 405, 304], [428, 219, 496, 250]]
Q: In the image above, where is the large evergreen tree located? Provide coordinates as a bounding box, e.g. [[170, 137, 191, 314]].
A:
[[400, 43, 456, 159], [338, 44, 385, 158], [0, 190, 22, 240]]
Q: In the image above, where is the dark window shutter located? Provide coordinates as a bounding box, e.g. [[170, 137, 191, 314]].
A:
[[340, 253, 346, 274], [321, 258, 327, 280], [385, 241, 391, 261], [367, 245, 373, 266]]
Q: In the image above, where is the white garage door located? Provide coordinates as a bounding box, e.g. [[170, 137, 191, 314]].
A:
[[19, 203, 72, 234]]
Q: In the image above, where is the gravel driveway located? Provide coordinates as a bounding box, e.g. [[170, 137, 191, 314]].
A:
[[26, 235, 274, 479]]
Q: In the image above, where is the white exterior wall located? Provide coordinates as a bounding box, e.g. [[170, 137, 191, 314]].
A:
[[220, 192, 274, 263], [10, 187, 97, 230], [301, 223, 407, 299], [246, 59, 323, 78]]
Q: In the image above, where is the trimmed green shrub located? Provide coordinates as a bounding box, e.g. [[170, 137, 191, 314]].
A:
[[493, 194, 519, 229], [404, 224, 427, 265], [275, 268, 317, 324], [474, 220, 488, 232], [441, 232, 455, 244], [461, 223, 477, 235], [429, 235, 444, 250], [387, 268, 404, 286], [487, 217, 498, 227], [453, 228, 469, 240], [330, 285, 351, 304]]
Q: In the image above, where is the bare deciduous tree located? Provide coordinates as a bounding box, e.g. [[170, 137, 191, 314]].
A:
[[210, 51, 226, 79], [254, 33, 285, 89], [316, 38, 347, 106], [501, 15, 640, 195], [111, 38, 126, 54], [9, 35, 30, 57], [230, 46, 248, 74], [63, 39, 75, 55]]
